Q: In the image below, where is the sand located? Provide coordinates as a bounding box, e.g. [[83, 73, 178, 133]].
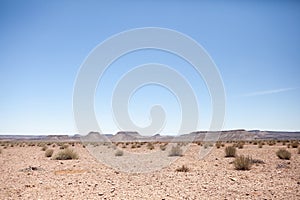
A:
[[0, 142, 299, 199]]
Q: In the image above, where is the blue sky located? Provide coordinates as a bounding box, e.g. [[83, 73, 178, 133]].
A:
[[0, 0, 300, 135]]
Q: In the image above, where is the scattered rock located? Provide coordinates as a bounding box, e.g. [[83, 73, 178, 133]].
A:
[[20, 166, 44, 172], [230, 177, 237, 182]]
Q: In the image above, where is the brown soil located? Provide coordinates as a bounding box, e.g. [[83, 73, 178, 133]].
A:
[[0, 142, 299, 199]]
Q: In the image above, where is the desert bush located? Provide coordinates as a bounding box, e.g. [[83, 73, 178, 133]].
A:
[[237, 142, 244, 149], [251, 158, 265, 164], [298, 147, 300, 154], [136, 143, 141, 148], [168, 145, 183, 157], [60, 144, 69, 149], [41, 145, 48, 151], [115, 149, 123, 156], [196, 141, 202, 146], [287, 143, 291, 148], [225, 146, 236, 157], [54, 149, 79, 160], [0, 149, 2, 154], [147, 143, 155, 150], [216, 142, 221, 149], [45, 149, 54, 157], [234, 155, 252, 170], [175, 165, 189, 172], [276, 148, 291, 160], [258, 142, 263, 148], [159, 144, 167, 151], [291, 141, 299, 148], [253, 141, 258, 145], [268, 140, 276, 146]]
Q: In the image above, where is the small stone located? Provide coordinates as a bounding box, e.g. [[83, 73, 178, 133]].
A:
[[230, 177, 237, 181], [98, 193, 104, 196]]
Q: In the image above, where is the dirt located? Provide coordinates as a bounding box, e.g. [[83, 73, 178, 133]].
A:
[[0, 142, 299, 199]]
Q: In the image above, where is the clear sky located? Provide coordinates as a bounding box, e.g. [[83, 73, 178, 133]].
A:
[[1, 0, 300, 135]]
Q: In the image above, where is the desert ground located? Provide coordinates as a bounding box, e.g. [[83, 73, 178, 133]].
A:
[[0, 141, 299, 199]]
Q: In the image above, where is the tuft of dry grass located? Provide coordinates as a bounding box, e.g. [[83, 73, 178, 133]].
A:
[[168, 145, 183, 157], [175, 165, 189, 172], [225, 146, 236, 157], [53, 149, 79, 160], [115, 149, 124, 156], [237, 142, 244, 149], [45, 149, 54, 157], [291, 141, 299, 148], [41, 145, 48, 151], [159, 144, 167, 151], [147, 143, 155, 150], [60, 144, 69, 149], [276, 148, 291, 160], [298, 147, 300, 154], [234, 155, 252, 170]]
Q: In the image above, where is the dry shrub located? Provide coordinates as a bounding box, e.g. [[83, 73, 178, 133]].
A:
[[168, 145, 183, 157], [298, 147, 300, 154], [147, 143, 155, 150], [54, 149, 79, 160], [115, 149, 123, 156], [59, 144, 69, 149], [276, 148, 291, 160], [225, 146, 236, 157], [237, 142, 244, 149], [216, 142, 221, 149], [176, 165, 189, 172], [45, 149, 54, 157], [251, 158, 265, 164], [234, 155, 252, 170], [291, 141, 299, 148], [41, 145, 48, 151], [159, 144, 167, 151], [258, 142, 263, 148]]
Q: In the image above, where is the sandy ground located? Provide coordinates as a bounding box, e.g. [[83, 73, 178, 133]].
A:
[[0, 142, 299, 199]]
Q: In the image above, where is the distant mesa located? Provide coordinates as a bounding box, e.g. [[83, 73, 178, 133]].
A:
[[0, 129, 300, 142]]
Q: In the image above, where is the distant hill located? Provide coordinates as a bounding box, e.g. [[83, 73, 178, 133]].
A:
[[1, 130, 299, 142]]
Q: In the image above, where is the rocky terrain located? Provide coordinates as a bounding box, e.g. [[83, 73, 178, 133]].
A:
[[0, 139, 299, 199]]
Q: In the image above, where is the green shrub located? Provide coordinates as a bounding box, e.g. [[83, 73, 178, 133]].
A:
[[276, 148, 291, 160], [175, 165, 189, 172], [115, 149, 123, 156], [234, 155, 252, 170], [45, 149, 54, 157], [54, 149, 79, 160], [168, 145, 183, 157], [225, 146, 236, 157]]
